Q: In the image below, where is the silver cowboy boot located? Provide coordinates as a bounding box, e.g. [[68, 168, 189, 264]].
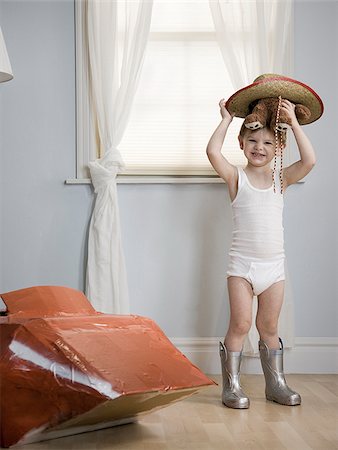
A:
[[259, 337, 301, 406], [219, 342, 250, 409]]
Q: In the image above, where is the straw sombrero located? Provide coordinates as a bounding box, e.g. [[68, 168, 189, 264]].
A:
[[226, 74, 324, 125]]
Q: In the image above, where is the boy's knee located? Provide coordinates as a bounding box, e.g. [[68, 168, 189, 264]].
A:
[[256, 318, 278, 336], [230, 319, 252, 336]]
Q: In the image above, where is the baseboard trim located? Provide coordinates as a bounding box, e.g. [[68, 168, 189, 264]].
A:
[[169, 337, 338, 374]]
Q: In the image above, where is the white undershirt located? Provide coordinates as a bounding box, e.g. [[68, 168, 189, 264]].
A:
[[229, 167, 285, 260]]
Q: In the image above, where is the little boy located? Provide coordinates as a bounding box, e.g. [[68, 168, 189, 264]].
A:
[[206, 95, 316, 409]]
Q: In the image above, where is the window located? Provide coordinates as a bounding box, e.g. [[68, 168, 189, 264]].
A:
[[118, 1, 246, 176], [75, 1, 253, 180]]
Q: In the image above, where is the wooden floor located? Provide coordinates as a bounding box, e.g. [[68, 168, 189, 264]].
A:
[[23, 375, 337, 450]]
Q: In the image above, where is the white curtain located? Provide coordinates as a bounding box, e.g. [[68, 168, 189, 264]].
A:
[[210, 0, 294, 355], [209, 0, 293, 88], [85, 0, 153, 313]]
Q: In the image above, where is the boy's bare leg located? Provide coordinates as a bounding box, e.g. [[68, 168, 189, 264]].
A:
[[225, 276, 253, 351], [256, 280, 301, 405], [256, 280, 285, 349]]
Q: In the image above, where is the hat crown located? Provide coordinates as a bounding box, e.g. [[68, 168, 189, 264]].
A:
[[254, 74, 284, 83]]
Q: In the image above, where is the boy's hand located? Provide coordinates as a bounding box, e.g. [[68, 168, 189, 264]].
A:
[[281, 99, 298, 127], [219, 98, 234, 122]]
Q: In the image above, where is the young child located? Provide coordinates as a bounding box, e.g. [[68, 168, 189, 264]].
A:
[[206, 96, 316, 409]]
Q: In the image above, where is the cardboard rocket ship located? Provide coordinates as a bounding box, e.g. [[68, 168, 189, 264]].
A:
[[0, 286, 215, 447]]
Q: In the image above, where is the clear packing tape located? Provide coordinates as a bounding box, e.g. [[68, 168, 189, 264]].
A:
[[0, 286, 215, 448]]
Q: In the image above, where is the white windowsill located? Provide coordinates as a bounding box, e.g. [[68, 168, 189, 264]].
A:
[[65, 176, 305, 185], [65, 176, 225, 185]]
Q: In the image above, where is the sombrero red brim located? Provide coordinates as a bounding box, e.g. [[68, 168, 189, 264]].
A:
[[226, 76, 324, 125]]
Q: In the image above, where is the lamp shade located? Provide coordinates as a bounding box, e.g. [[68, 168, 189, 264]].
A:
[[0, 26, 13, 82]]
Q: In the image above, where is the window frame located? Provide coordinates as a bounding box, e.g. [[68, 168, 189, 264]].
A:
[[73, 0, 241, 183], [71, 0, 294, 185]]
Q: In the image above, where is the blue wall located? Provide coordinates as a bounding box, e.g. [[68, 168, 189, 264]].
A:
[[0, 1, 337, 338]]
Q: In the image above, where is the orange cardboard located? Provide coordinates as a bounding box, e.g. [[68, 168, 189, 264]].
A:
[[0, 286, 215, 447], [1, 285, 98, 319]]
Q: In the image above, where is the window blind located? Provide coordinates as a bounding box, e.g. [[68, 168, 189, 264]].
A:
[[118, 0, 246, 176]]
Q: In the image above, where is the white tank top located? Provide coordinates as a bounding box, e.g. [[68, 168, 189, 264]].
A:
[[229, 167, 284, 260]]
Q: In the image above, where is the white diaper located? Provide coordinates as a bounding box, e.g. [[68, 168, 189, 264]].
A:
[[227, 255, 285, 296]]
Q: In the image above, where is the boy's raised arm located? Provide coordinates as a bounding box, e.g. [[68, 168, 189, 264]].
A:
[[206, 99, 237, 185], [282, 99, 316, 187]]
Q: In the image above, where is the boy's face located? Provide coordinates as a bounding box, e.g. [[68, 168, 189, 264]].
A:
[[238, 128, 283, 167]]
